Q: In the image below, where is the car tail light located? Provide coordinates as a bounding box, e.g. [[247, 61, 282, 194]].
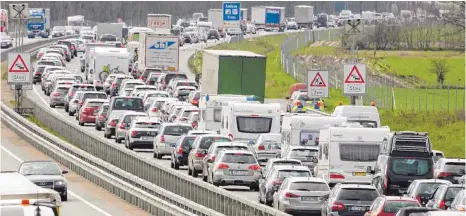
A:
[[329, 173, 345, 179], [439, 200, 446, 209], [131, 130, 137, 137], [52, 92, 60, 96], [228, 134, 233, 140], [140, 76, 144, 80], [331, 202, 345, 211], [248, 164, 260, 171], [79, 101, 84, 105], [99, 114, 105, 121], [177, 147, 183, 155], [415, 196, 421, 204], [296, 101, 303, 107], [119, 123, 125, 129], [211, 156, 216, 161], [284, 192, 300, 198], [70, 91, 75, 96], [438, 172, 452, 177], [192, 122, 197, 129], [110, 120, 117, 127], [258, 145, 265, 151], [195, 152, 206, 158], [160, 135, 165, 142], [35, 71, 41, 75], [152, 108, 158, 112], [217, 163, 229, 169], [178, 117, 187, 121], [112, 83, 116, 88]]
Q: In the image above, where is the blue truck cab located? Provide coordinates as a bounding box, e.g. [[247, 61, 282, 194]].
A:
[[27, 8, 50, 38]]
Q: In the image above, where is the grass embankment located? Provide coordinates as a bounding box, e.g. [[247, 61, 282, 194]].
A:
[[187, 35, 350, 110], [26, 115, 72, 144]]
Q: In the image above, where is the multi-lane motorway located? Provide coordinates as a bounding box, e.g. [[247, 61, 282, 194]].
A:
[[1, 125, 151, 216], [0, 36, 52, 53]]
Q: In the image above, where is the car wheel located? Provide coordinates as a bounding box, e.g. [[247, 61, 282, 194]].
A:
[[250, 184, 259, 192], [95, 124, 101, 131], [128, 141, 133, 150], [64, 105, 69, 112], [33, 81, 36, 84], [50, 104, 55, 108], [265, 199, 272, 207], [188, 166, 192, 175], [170, 160, 174, 168], [258, 192, 263, 204], [174, 161, 179, 170], [61, 193, 68, 202], [79, 121, 84, 126], [212, 175, 219, 186], [115, 137, 121, 143], [202, 173, 207, 182], [153, 151, 157, 158], [192, 167, 199, 177], [156, 152, 162, 159], [68, 111, 74, 116]]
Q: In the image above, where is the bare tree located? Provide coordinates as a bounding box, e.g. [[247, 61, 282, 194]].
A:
[[430, 59, 449, 88], [441, 1, 465, 31]]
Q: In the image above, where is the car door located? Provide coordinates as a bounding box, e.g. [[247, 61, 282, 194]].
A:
[[188, 138, 200, 169]]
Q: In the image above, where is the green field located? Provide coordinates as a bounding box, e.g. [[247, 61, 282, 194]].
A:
[[293, 46, 465, 86]]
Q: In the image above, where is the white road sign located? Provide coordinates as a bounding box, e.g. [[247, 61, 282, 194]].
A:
[[307, 70, 328, 98], [9, 3, 29, 20], [146, 36, 179, 71], [8, 53, 32, 85], [344, 19, 364, 35], [344, 64, 366, 96], [147, 15, 172, 34]]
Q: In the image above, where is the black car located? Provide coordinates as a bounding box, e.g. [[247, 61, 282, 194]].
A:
[[405, 179, 452, 206], [207, 29, 220, 40], [171, 135, 197, 169], [427, 184, 465, 210], [95, 103, 109, 131], [321, 184, 379, 216], [33, 65, 47, 84]]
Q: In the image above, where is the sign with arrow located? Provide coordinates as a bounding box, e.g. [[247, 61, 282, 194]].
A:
[[344, 64, 366, 96], [307, 70, 328, 98], [9, 3, 29, 20], [8, 53, 32, 85]]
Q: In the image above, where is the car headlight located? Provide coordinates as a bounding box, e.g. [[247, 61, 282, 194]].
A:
[[55, 180, 66, 186]]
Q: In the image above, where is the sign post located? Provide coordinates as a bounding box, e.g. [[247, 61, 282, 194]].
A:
[[343, 64, 366, 96], [223, 2, 241, 42], [307, 70, 329, 98]]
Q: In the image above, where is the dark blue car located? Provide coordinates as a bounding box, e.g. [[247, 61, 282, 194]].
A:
[[170, 135, 196, 170]]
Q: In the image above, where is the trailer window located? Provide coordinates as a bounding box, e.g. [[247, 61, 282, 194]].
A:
[[213, 109, 222, 122], [339, 143, 380, 162], [236, 117, 272, 133], [348, 120, 378, 128], [299, 131, 320, 146]]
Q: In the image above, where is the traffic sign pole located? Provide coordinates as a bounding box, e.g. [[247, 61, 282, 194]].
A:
[[344, 19, 364, 105]]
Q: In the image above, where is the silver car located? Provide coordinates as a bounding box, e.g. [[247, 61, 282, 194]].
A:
[[207, 150, 261, 190], [272, 177, 330, 214], [125, 117, 161, 150], [146, 97, 178, 118], [114, 111, 148, 143], [153, 123, 193, 159], [49, 85, 71, 108], [188, 134, 232, 177], [251, 133, 282, 164], [283, 146, 319, 175], [262, 158, 303, 178], [104, 110, 127, 138], [201, 142, 250, 182]]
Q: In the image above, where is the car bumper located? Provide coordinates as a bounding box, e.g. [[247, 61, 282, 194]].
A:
[[96, 121, 106, 128], [192, 158, 203, 170], [155, 143, 174, 155], [175, 156, 188, 166], [116, 129, 127, 139], [33, 75, 42, 81], [80, 115, 96, 123], [280, 201, 323, 213], [50, 98, 65, 106], [106, 127, 116, 136], [128, 140, 154, 149], [212, 174, 260, 186]]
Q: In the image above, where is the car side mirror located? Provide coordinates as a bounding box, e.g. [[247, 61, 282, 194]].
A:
[[460, 169, 465, 175], [366, 166, 372, 174], [62, 170, 68, 174]]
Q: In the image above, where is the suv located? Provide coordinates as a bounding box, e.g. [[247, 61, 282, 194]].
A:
[[153, 123, 193, 159], [159, 73, 188, 90], [405, 179, 451, 206], [106, 96, 145, 119], [371, 131, 434, 196], [321, 184, 379, 216], [140, 68, 163, 81], [187, 134, 232, 177], [434, 158, 466, 184]]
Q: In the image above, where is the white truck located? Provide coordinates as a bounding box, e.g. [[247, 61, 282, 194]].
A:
[[147, 14, 172, 35], [208, 9, 223, 30], [294, 5, 314, 29], [251, 6, 285, 31], [137, 33, 179, 74], [96, 23, 123, 40], [88, 47, 130, 90], [67, 15, 85, 33], [80, 43, 116, 73], [240, 8, 248, 21]]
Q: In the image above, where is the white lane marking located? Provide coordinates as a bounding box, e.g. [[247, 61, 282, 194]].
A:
[[0, 145, 113, 216]]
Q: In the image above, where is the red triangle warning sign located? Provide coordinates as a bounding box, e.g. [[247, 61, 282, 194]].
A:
[[309, 72, 327, 87], [345, 65, 365, 84], [9, 54, 30, 73]]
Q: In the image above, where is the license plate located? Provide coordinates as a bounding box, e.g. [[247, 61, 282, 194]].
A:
[[301, 196, 317, 201], [350, 206, 368, 211], [141, 136, 151, 140], [354, 172, 366, 176], [230, 170, 248, 176]]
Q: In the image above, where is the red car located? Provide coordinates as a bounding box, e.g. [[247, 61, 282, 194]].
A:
[[365, 196, 420, 216], [78, 99, 108, 126]]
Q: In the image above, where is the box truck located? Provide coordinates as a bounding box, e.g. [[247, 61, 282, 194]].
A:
[[88, 47, 129, 90], [200, 50, 266, 102], [137, 33, 179, 74], [147, 14, 172, 34], [96, 23, 123, 40], [67, 15, 85, 33], [294, 5, 314, 29], [251, 6, 285, 31]]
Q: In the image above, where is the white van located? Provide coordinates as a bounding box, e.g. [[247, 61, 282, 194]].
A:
[[88, 47, 130, 90], [220, 102, 281, 142], [198, 94, 255, 131], [316, 125, 390, 187], [332, 105, 380, 128], [280, 114, 347, 158]]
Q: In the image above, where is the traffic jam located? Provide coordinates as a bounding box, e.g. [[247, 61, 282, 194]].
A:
[[30, 18, 466, 216]]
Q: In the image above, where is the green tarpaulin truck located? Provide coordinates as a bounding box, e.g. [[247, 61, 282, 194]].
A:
[[200, 50, 266, 103]]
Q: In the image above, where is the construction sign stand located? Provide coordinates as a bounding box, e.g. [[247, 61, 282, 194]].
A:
[[343, 64, 366, 96], [7, 52, 31, 115], [307, 70, 329, 98]]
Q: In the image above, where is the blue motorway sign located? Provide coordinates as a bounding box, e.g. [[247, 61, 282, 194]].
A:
[[223, 2, 241, 22]]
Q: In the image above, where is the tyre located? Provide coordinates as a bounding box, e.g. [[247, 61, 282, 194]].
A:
[[188, 166, 192, 176], [61, 193, 68, 202], [81, 67, 84, 72], [170, 161, 174, 168], [192, 168, 199, 177], [68, 111, 74, 116], [202, 173, 207, 182], [79, 121, 84, 126], [156, 152, 163, 159], [265, 200, 272, 207], [64, 105, 69, 112], [33, 80, 36, 84], [115, 137, 121, 143], [250, 184, 259, 191], [128, 141, 133, 150], [174, 162, 179, 170], [153, 151, 157, 158], [50, 104, 55, 108], [95, 124, 101, 131]]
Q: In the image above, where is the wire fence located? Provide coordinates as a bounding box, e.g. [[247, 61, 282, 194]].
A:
[[280, 28, 465, 113]]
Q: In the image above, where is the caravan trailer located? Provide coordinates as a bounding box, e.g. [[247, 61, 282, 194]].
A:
[[332, 105, 380, 128], [316, 125, 390, 187]]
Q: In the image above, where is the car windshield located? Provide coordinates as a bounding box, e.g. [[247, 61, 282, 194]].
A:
[[289, 182, 329, 191], [199, 137, 231, 149], [38, 61, 55, 66], [147, 94, 169, 99], [73, 85, 95, 92], [36, 67, 46, 73], [446, 187, 464, 200], [383, 201, 419, 213], [214, 146, 249, 154], [113, 98, 144, 111], [101, 35, 117, 42], [391, 158, 431, 176], [82, 35, 93, 40], [236, 117, 272, 133], [165, 74, 188, 83], [417, 183, 445, 195], [337, 189, 379, 201], [277, 170, 311, 179], [135, 122, 161, 129], [444, 162, 466, 173], [163, 126, 192, 136], [19, 162, 61, 175], [221, 153, 256, 164], [273, 161, 301, 167]]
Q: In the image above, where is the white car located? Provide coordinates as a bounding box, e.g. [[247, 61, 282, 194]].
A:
[[114, 111, 148, 143]]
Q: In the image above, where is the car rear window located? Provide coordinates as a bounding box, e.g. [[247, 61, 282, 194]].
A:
[[36, 66, 46, 73], [444, 162, 466, 173], [73, 85, 95, 92], [214, 146, 249, 154], [337, 189, 379, 201], [123, 115, 146, 123], [221, 153, 256, 164], [163, 126, 192, 136], [181, 136, 196, 147], [177, 82, 197, 87], [165, 74, 188, 83], [113, 98, 144, 111], [446, 187, 464, 200], [56, 87, 70, 94], [199, 137, 231, 149], [147, 93, 169, 98], [83, 93, 107, 101], [86, 101, 105, 107], [391, 158, 431, 176], [135, 122, 161, 129], [38, 61, 55, 66], [125, 82, 144, 89], [417, 183, 444, 195], [289, 182, 329, 191], [383, 201, 419, 213], [272, 161, 302, 167], [277, 170, 311, 179]]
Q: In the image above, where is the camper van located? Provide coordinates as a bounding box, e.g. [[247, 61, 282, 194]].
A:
[[316, 125, 390, 187], [87, 47, 129, 90], [332, 105, 380, 128], [198, 94, 256, 131], [280, 114, 347, 158], [220, 102, 281, 142]]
